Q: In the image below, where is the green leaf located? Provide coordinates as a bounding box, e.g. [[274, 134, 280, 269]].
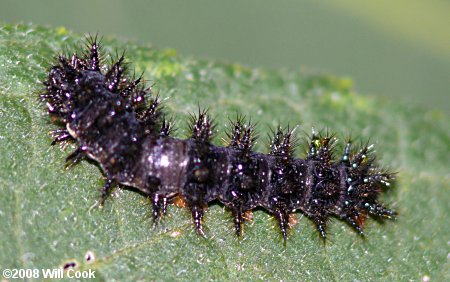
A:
[[0, 24, 448, 281]]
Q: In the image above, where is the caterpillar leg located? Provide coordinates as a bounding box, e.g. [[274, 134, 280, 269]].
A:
[[151, 194, 169, 225], [190, 205, 205, 237], [100, 177, 115, 206]]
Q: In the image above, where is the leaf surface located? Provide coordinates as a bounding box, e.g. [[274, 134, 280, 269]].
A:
[[0, 24, 448, 281]]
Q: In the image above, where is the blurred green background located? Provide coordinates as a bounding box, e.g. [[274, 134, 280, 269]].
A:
[[1, 0, 449, 115]]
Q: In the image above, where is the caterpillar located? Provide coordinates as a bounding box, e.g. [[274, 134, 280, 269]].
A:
[[40, 36, 396, 240]]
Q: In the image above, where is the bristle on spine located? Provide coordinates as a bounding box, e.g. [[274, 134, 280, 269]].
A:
[[189, 108, 215, 142]]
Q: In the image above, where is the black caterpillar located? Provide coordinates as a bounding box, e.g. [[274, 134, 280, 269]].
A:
[[40, 37, 396, 240]]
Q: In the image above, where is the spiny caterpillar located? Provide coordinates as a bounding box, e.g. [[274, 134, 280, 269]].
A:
[[40, 36, 396, 241]]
